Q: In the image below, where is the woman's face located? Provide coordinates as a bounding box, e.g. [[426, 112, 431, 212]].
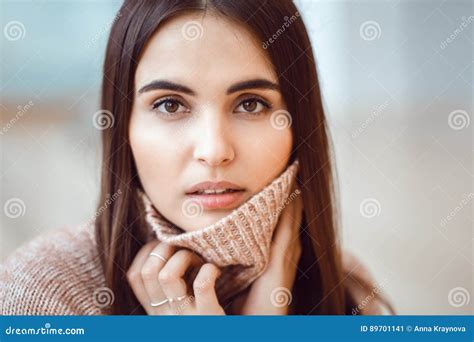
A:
[[130, 13, 293, 231]]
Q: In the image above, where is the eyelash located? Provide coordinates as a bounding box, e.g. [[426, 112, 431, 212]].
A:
[[151, 96, 272, 117], [151, 96, 188, 117]]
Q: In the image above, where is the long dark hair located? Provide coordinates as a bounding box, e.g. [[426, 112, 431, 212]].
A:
[[95, 0, 393, 315]]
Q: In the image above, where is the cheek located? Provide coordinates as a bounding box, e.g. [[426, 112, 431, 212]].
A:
[[236, 123, 293, 188], [263, 127, 293, 156], [239, 122, 292, 158], [129, 114, 178, 193]]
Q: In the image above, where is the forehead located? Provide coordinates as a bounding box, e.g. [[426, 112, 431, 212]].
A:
[[135, 12, 277, 91]]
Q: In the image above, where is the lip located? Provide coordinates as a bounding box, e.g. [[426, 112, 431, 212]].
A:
[[185, 190, 246, 210], [185, 181, 245, 194]]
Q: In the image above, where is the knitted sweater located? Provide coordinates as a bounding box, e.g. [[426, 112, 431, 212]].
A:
[[0, 161, 388, 315], [141, 159, 301, 303], [0, 221, 387, 315]]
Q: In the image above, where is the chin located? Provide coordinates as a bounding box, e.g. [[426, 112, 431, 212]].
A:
[[181, 210, 233, 231]]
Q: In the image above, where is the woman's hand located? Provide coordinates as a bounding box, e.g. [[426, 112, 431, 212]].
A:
[[127, 242, 225, 315], [230, 188, 303, 315]]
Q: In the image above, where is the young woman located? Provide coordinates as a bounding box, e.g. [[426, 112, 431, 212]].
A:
[[0, 0, 393, 315]]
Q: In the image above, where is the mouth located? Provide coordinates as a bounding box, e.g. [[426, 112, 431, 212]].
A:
[[185, 188, 246, 210]]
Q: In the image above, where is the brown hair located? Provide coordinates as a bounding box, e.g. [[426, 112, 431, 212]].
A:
[[95, 0, 393, 315]]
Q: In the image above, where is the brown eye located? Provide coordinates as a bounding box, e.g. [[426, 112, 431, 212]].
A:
[[235, 97, 271, 114], [164, 101, 179, 113], [242, 99, 257, 112], [152, 98, 188, 116]]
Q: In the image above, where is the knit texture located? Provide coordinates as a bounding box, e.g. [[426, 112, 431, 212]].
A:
[[0, 222, 107, 315], [0, 222, 386, 315], [0, 163, 387, 315], [141, 159, 300, 303]]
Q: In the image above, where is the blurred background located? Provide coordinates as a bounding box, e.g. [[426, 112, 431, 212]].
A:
[[1, 0, 472, 314]]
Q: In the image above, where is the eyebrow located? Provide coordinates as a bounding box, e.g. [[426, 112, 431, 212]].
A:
[[137, 78, 279, 96], [226, 79, 279, 94]]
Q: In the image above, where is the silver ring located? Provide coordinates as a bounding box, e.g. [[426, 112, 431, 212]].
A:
[[168, 295, 188, 303], [149, 252, 168, 263], [150, 298, 169, 308]]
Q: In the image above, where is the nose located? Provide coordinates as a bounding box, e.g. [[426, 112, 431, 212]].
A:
[[193, 111, 235, 167]]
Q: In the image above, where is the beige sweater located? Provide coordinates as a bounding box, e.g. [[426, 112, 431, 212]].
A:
[[141, 159, 301, 303], [0, 222, 388, 315]]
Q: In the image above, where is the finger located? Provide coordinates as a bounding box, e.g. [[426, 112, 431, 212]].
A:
[[193, 263, 223, 314], [291, 191, 303, 259], [290, 189, 303, 239], [293, 188, 303, 226], [126, 240, 160, 314], [272, 197, 297, 250], [141, 242, 175, 313], [270, 192, 303, 266], [159, 249, 204, 314]]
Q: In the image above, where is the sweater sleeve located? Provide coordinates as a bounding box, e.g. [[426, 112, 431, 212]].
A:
[[0, 223, 107, 315]]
